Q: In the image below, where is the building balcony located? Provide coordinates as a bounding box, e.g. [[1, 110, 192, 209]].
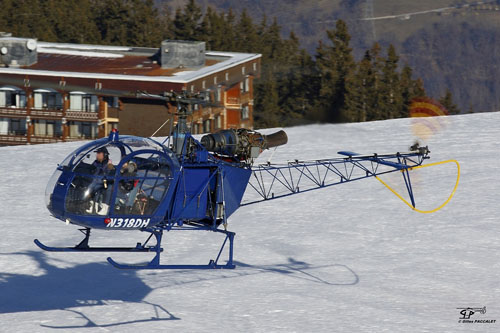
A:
[[65, 135, 96, 142], [30, 108, 64, 119], [30, 136, 64, 144], [225, 97, 241, 109], [66, 111, 99, 121], [226, 93, 251, 109], [0, 107, 27, 118], [0, 134, 28, 145], [240, 92, 251, 105], [107, 107, 120, 119], [0, 107, 100, 122], [226, 96, 239, 105]]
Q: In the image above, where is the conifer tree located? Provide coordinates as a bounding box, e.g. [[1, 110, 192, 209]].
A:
[[93, 0, 132, 45], [414, 78, 426, 98], [379, 44, 402, 119], [315, 20, 355, 123], [367, 42, 385, 120], [234, 9, 259, 53], [467, 104, 474, 113], [439, 89, 460, 115], [0, 1, 433, 128], [173, 0, 202, 40], [128, 0, 163, 47], [345, 50, 375, 122], [399, 65, 415, 118], [275, 32, 313, 124], [221, 8, 236, 51], [254, 78, 280, 128], [158, 3, 175, 40]]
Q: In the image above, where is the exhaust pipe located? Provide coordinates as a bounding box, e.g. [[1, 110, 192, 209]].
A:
[[262, 130, 288, 149]]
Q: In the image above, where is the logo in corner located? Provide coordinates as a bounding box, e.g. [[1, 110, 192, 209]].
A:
[[457, 306, 486, 319], [456, 306, 496, 324]]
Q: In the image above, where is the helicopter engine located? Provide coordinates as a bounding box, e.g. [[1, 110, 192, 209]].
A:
[[200, 129, 288, 159]]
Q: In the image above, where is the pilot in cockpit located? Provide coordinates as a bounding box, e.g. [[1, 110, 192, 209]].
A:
[[85, 147, 115, 215], [93, 147, 115, 177]]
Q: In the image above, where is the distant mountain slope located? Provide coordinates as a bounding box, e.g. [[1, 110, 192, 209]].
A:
[[160, 0, 500, 113]]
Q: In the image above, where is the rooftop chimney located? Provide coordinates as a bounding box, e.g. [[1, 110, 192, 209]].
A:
[[160, 40, 205, 69], [0, 36, 38, 67]]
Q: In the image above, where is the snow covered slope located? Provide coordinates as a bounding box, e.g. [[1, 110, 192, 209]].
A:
[[0, 113, 499, 332]]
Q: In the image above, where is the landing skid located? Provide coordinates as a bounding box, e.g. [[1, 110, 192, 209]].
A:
[[108, 229, 236, 270], [107, 257, 235, 270], [35, 227, 236, 270], [34, 228, 162, 253]]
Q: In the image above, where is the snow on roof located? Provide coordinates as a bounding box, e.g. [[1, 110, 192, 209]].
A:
[[0, 41, 261, 83], [37, 47, 125, 58], [37, 41, 132, 52]]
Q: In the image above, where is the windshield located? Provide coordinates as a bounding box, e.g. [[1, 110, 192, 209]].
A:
[[55, 135, 176, 217]]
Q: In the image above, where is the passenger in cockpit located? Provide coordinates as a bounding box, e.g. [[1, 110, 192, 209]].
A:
[[116, 161, 140, 213]]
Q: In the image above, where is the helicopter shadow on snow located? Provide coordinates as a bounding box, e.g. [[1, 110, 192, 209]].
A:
[[0, 251, 357, 328], [0, 250, 180, 328], [143, 257, 359, 290], [236, 258, 360, 286]]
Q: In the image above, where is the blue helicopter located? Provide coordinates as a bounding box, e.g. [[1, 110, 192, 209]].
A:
[[36, 91, 442, 270]]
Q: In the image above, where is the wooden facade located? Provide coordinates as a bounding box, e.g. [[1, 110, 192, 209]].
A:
[[0, 40, 261, 146]]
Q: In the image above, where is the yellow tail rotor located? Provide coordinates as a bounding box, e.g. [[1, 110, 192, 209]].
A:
[[375, 160, 460, 214]]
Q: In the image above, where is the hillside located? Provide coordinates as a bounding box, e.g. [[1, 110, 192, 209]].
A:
[[160, 0, 500, 113], [0, 112, 499, 331]]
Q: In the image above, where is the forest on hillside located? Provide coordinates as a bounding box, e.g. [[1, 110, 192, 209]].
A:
[[0, 0, 461, 128], [162, 0, 500, 114]]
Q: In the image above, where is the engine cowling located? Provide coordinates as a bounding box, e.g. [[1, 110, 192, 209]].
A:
[[201, 129, 288, 159]]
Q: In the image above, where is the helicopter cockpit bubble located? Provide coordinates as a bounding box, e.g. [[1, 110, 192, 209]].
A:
[[45, 133, 180, 229]]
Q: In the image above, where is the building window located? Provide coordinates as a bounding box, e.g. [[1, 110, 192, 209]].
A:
[[70, 93, 97, 112], [240, 78, 250, 93], [82, 95, 96, 112], [225, 72, 229, 81], [253, 62, 257, 71], [242, 105, 249, 120], [202, 80, 206, 89], [191, 85, 195, 92], [103, 96, 119, 108], [0, 118, 8, 134], [9, 118, 26, 135], [242, 66, 245, 75], [68, 121, 97, 138], [215, 115, 222, 129], [213, 76, 217, 85], [82, 123, 92, 138], [0, 88, 26, 108], [34, 90, 62, 109], [204, 119, 211, 133], [33, 119, 62, 137], [214, 86, 222, 103], [70, 94, 82, 111]]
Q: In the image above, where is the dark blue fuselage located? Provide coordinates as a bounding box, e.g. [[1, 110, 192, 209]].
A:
[[46, 133, 251, 230]]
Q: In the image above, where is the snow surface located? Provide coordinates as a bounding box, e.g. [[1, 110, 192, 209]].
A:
[[0, 113, 499, 332]]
